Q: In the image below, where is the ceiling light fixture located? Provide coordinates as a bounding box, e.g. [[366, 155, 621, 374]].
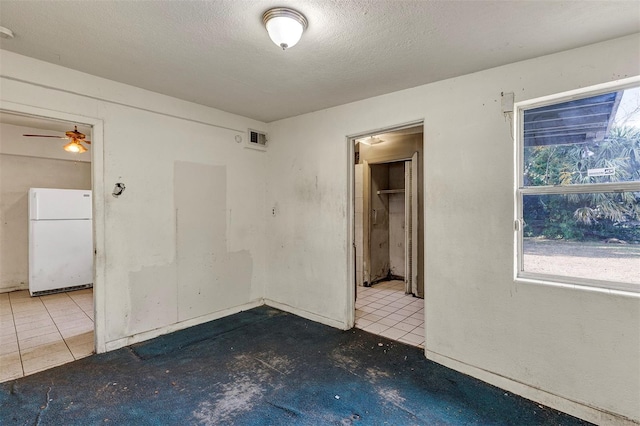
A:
[[64, 139, 87, 153], [0, 26, 14, 39], [358, 136, 384, 146], [262, 7, 308, 50]]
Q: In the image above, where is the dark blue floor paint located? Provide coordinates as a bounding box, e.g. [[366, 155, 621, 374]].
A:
[[1, 306, 591, 425]]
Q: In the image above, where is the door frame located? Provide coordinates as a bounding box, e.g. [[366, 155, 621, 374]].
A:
[[345, 120, 424, 329], [0, 100, 106, 354]]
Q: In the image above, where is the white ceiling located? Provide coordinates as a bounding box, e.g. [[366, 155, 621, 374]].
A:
[[0, 1, 638, 123]]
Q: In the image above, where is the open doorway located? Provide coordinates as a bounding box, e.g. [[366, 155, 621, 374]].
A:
[[0, 111, 96, 381], [350, 124, 425, 347]]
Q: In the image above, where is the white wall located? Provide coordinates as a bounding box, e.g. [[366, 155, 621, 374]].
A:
[[0, 123, 92, 292], [0, 50, 268, 350], [265, 34, 640, 424]]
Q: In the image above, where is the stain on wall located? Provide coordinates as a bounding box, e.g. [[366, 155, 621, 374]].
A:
[[128, 263, 178, 335]]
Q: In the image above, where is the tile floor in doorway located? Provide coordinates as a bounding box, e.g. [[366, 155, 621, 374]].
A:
[[355, 280, 424, 348], [0, 288, 94, 383]]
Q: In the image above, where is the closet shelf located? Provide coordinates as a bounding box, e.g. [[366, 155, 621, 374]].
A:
[[377, 189, 405, 195]]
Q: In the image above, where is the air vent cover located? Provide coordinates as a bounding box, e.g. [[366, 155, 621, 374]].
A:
[[247, 129, 268, 151]]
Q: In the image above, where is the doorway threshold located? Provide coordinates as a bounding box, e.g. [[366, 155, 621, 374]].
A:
[[354, 280, 424, 348]]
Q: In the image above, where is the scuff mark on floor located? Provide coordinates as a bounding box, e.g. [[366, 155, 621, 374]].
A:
[[329, 348, 362, 378], [257, 351, 294, 374], [192, 377, 263, 425], [265, 400, 302, 417], [252, 356, 285, 375], [376, 386, 425, 421], [377, 387, 405, 406], [330, 346, 391, 385], [192, 351, 294, 424], [365, 367, 390, 381]]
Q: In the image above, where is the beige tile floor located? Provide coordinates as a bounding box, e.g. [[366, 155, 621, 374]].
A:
[[355, 280, 424, 348], [0, 288, 94, 383]]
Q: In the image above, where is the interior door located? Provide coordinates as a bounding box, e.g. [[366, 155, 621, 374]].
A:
[[404, 152, 419, 295], [362, 160, 371, 285], [410, 152, 419, 295]]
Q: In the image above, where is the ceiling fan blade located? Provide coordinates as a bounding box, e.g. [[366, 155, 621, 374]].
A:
[[23, 134, 67, 139], [84, 140, 91, 144]]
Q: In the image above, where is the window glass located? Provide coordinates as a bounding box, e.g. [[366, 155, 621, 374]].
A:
[[523, 87, 640, 186], [518, 84, 640, 290], [522, 192, 640, 285]]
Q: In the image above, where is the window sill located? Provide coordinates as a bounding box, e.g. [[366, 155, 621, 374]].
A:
[[515, 273, 640, 298]]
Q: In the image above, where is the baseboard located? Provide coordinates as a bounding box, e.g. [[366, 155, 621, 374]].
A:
[[264, 299, 347, 330], [0, 284, 28, 294], [104, 299, 264, 352], [426, 349, 639, 426]]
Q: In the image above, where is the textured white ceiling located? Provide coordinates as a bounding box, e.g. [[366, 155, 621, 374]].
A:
[[0, 1, 638, 122]]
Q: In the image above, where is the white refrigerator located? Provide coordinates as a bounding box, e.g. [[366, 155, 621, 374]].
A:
[[28, 188, 93, 296]]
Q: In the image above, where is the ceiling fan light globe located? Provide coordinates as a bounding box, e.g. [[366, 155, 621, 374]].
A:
[[262, 8, 307, 50], [64, 140, 87, 153], [64, 142, 80, 153], [266, 16, 303, 49]]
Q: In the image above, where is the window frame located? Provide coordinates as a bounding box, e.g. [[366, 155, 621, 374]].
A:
[[514, 77, 640, 294]]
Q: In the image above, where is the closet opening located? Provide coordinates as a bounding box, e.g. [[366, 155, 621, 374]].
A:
[[350, 123, 425, 347]]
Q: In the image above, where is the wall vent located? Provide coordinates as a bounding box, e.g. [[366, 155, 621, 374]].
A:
[[31, 283, 92, 297], [246, 129, 268, 151]]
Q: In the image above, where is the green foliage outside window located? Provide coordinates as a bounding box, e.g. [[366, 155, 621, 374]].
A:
[[523, 126, 640, 242]]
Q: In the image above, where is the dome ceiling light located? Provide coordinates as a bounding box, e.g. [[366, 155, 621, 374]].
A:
[[0, 26, 15, 39], [262, 7, 308, 50]]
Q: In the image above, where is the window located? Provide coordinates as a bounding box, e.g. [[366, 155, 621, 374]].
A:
[[516, 81, 640, 292]]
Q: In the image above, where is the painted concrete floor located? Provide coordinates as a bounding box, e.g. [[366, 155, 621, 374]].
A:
[[355, 280, 424, 348], [0, 306, 590, 425], [0, 289, 94, 383]]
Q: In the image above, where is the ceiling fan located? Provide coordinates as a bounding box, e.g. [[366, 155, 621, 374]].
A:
[[23, 126, 91, 153]]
